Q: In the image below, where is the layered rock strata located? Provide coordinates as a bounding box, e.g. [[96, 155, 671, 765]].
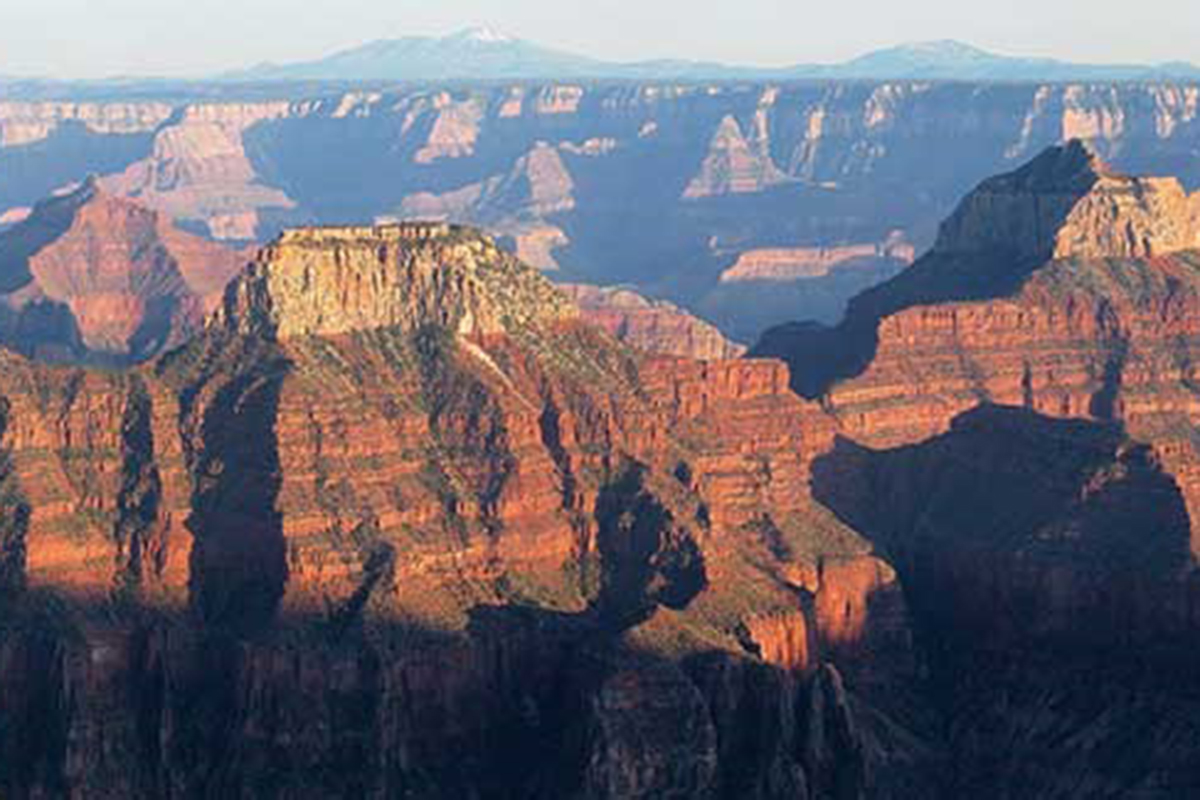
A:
[[0, 178, 247, 364], [10, 82, 1200, 339], [561, 283, 747, 360], [11, 142, 1200, 796], [0, 222, 917, 797], [756, 143, 1200, 795]]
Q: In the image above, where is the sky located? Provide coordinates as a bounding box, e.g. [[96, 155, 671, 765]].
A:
[[3, 0, 1199, 79]]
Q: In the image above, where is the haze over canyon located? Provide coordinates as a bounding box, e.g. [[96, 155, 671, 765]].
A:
[[4, 22, 1200, 798], [4, 78, 1200, 344]]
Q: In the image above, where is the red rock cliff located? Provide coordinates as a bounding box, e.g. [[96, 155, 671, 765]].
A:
[[0, 179, 247, 364]]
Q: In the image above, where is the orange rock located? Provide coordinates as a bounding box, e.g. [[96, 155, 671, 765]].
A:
[[561, 284, 747, 360], [0, 180, 247, 363]]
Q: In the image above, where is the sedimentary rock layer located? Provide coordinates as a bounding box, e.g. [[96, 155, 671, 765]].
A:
[[7, 81, 1200, 336], [0, 178, 247, 364], [0, 222, 917, 797], [561, 283, 747, 360], [10, 144, 1200, 796], [754, 144, 1200, 793]]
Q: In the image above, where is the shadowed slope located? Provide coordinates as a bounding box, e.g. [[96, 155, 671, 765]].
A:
[[811, 405, 1200, 796]]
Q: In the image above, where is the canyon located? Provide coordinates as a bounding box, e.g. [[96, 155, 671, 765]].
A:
[[0, 184, 743, 366], [5, 80, 1200, 342], [0, 218, 917, 798], [4, 130, 1200, 797], [752, 142, 1200, 794], [0, 177, 247, 364]]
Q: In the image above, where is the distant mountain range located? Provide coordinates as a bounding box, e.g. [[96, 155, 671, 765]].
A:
[[1, 30, 1197, 99], [225, 28, 1200, 83]]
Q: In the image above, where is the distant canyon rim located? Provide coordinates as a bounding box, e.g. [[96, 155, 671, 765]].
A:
[[3, 79, 1200, 344]]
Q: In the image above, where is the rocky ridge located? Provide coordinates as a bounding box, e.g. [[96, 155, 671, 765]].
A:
[[7, 143, 1200, 796], [0, 178, 247, 364], [215, 222, 577, 339], [561, 283, 747, 360], [754, 143, 1200, 794], [935, 139, 1200, 260], [0, 220, 917, 797], [719, 235, 915, 283]]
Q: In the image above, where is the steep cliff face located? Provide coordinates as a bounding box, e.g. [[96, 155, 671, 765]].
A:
[[756, 144, 1200, 796], [810, 407, 1200, 797], [397, 142, 576, 270], [13, 144, 1200, 795], [7, 82, 1200, 339], [400, 141, 577, 222], [757, 144, 1200, 546], [215, 223, 577, 340], [682, 113, 789, 199], [0, 179, 247, 364], [0, 192, 759, 367], [755, 141, 1200, 404], [97, 103, 297, 240], [719, 235, 915, 284], [0, 222, 920, 797]]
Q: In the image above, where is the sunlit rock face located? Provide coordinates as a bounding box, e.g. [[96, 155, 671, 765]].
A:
[[97, 103, 297, 241], [560, 283, 747, 360], [935, 139, 1200, 261], [757, 144, 1200, 545], [215, 223, 578, 340], [0, 221, 920, 798], [9, 131, 1200, 799], [0, 178, 247, 364]]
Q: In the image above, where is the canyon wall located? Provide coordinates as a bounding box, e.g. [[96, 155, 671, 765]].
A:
[[8, 137, 1200, 796], [754, 143, 1200, 795], [561, 283, 748, 360], [0, 223, 923, 798], [0, 178, 248, 364], [5, 81, 1200, 340]]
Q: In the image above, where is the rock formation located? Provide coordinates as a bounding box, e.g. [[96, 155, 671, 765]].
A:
[[0, 221, 917, 797], [10, 81, 1200, 339], [397, 142, 576, 270], [0, 179, 247, 364], [683, 114, 790, 199], [8, 140, 1200, 798], [754, 143, 1200, 795], [935, 139, 1200, 260], [561, 283, 747, 359], [216, 223, 577, 340], [0, 195, 754, 367], [97, 104, 297, 241], [719, 234, 916, 283]]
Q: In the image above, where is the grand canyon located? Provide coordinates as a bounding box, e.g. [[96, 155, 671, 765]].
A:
[[1, 129, 1200, 795], [3, 79, 1200, 343], [4, 17, 1200, 799]]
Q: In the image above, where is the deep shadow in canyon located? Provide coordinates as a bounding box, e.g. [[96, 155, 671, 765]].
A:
[[811, 404, 1200, 797]]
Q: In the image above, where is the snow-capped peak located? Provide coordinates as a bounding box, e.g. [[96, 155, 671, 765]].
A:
[[451, 27, 514, 44]]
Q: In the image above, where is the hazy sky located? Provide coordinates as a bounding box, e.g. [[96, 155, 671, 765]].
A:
[[4, 0, 1199, 78]]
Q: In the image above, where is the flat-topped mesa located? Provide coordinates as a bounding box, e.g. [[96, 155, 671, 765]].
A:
[[275, 221, 455, 245], [935, 139, 1200, 261], [215, 221, 578, 339]]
